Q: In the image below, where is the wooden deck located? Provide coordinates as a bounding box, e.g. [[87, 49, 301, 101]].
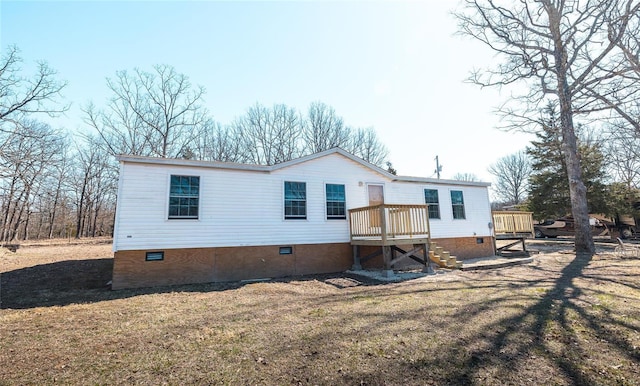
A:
[[492, 211, 534, 256], [492, 211, 534, 239], [348, 204, 433, 272], [349, 204, 431, 246]]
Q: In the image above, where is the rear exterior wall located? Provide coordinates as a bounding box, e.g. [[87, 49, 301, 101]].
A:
[[113, 153, 494, 252], [112, 153, 495, 289]]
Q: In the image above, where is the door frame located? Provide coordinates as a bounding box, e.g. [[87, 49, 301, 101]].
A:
[[366, 183, 385, 228], [366, 183, 385, 206]]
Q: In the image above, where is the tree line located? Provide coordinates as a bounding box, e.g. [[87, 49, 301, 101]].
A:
[[0, 46, 389, 242]]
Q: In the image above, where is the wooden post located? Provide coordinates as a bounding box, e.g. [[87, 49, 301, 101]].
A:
[[422, 243, 434, 274], [352, 245, 362, 270], [382, 245, 393, 277], [380, 205, 388, 245]]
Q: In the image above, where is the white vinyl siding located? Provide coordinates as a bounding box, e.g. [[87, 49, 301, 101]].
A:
[[113, 153, 493, 251]]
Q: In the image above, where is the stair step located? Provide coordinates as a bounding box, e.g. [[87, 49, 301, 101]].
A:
[[428, 254, 447, 267], [427, 247, 462, 270]]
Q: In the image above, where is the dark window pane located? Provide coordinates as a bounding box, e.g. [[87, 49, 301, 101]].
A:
[[450, 191, 465, 219], [424, 189, 440, 219], [327, 201, 346, 218], [451, 190, 464, 205], [424, 189, 439, 204], [428, 205, 440, 219], [285, 182, 306, 200], [453, 205, 466, 219], [326, 184, 346, 219], [326, 184, 345, 201]]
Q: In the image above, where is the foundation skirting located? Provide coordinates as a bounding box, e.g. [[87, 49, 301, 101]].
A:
[[112, 242, 352, 289], [112, 237, 495, 289]]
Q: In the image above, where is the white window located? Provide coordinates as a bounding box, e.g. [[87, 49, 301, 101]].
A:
[[424, 189, 440, 219], [284, 181, 306, 219], [326, 184, 346, 219], [169, 175, 199, 219], [450, 190, 466, 220]]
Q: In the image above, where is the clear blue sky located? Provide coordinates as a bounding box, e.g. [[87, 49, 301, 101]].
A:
[[1, 0, 533, 182]]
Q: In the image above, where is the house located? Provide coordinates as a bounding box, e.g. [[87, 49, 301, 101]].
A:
[[111, 148, 495, 289]]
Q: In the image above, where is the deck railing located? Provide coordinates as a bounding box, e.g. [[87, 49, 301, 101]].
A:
[[349, 204, 430, 243], [492, 211, 534, 236]]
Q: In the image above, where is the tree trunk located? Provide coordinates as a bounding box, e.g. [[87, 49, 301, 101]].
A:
[[75, 181, 87, 239], [48, 173, 63, 239], [1, 177, 18, 242], [22, 209, 31, 241], [550, 6, 595, 254]]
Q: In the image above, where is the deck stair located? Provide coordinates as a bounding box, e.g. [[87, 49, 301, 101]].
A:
[[429, 243, 462, 269]]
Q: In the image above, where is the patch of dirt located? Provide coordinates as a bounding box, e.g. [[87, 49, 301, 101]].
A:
[[323, 276, 369, 288]]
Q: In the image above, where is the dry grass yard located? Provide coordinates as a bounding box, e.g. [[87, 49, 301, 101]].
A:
[[1, 239, 639, 385]]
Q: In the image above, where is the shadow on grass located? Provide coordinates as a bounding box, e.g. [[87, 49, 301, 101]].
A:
[[3, 249, 638, 384], [404, 252, 640, 384], [0, 258, 386, 309]]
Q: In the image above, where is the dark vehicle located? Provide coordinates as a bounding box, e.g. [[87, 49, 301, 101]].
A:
[[614, 201, 640, 239], [533, 216, 610, 239], [612, 215, 638, 239]]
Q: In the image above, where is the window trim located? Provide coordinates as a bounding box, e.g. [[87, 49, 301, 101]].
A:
[[168, 174, 200, 220], [450, 190, 466, 220], [145, 251, 165, 261], [279, 246, 293, 255], [424, 188, 441, 220], [284, 181, 307, 220], [325, 183, 347, 220]]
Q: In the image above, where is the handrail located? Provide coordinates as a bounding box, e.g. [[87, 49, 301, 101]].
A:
[[492, 211, 534, 235], [349, 204, 430, 241]]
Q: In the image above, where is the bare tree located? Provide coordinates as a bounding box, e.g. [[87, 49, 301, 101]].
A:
[[0, 120, 66, 241], [457, 0, 640, 254], [44, 149, 71, 239], [347, 127, 389, 167], [0, 45, 67, 126], [488, 151, 531, 205], [84, 64, 207, 158], [72, 136, 117, 238], [604, 128, 640, 189], [302, 101, 351, 153], [191, 119, 243, 162], [232, 103, 303, 165], [452, 173, 480, 182], [597, 7, 640, 133]]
